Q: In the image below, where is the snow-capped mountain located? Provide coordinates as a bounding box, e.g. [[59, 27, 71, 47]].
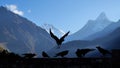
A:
[[66, 12, 112, 42], [41, 24, 65, 38], [0, 6, 56, 56]]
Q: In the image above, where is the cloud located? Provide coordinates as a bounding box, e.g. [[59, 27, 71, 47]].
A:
[[6, 4, 24, 16]]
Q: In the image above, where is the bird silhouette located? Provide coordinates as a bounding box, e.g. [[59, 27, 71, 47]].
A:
[[50, 29, 70, 48], [76, 49, 95, 58], [55, 50, 69, 58], [42, 51, 50, 58], [96, 46, 111, 56], [8, 52, 21, 59], [22, 53, 36, 59]]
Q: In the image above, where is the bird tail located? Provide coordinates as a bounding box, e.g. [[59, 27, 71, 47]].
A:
[[109, 51, 112, 55], [91, 49, 96, 51], [54, 55, 57, 57], [56, 46, 60, 49], [48, 56, 50, 58]]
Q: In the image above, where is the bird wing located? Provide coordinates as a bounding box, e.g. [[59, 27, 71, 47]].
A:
[[49, 29, 59, 42], [56, 50, 68, 55], [60, 31, 70, 42]]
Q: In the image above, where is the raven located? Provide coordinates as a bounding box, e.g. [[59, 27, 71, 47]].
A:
[[42, 51, 50, 58], [76, 49, 95, 58], [23, 53, 36, 59], [50, 29, 70, 48], [96, 46, 111, 56], [55, 50, 69, 58], [8, 52, 21, 59]]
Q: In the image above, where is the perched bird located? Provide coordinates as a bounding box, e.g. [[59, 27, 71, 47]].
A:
[[22, 53, 36, 59], [42, 51, 50, 58], [8, 52, 21, 59], [50, 29, 70, 48], [55, 50, 69, 58], [76, 49, 95, 58], [96, 46, 111, 56]]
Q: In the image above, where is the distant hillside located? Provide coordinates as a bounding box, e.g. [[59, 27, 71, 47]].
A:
[[0, 6, 56, 56], [48, 27, 120, 58], [85, 20, 120, 40]]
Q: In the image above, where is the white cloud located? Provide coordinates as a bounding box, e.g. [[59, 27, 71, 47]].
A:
[[6, 4, 24, 16]]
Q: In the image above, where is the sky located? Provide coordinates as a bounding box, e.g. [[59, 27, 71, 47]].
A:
[[0, 0, 120, 33]]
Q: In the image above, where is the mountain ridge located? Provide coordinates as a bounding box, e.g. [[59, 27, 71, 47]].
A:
[[0, 6, 56, 56], [65, 12, 112, 42]]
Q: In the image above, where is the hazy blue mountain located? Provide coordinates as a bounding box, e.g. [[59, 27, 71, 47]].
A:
[[48, 29, 120, 58], [86, 27, 120, 57], [66, 12, 112, 42], [0, 6, 56, 56], [94, 27, 120, 49], [85, 20, 120, 40], [48, 26, 120, 58], [41, 23, 65, 38]]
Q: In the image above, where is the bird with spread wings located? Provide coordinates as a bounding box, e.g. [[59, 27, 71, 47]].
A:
[[49, 29, 70, 48]]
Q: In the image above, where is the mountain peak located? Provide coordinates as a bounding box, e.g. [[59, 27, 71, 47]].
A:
[[96, 12, 108, 20], [41, 23, 65, 38]]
